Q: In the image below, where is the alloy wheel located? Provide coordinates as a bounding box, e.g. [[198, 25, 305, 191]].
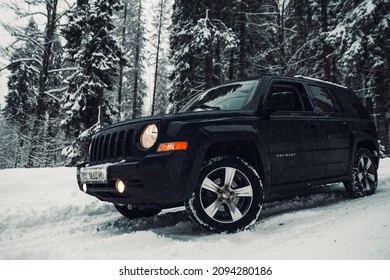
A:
[[199, 166, 254, 224], [357, 155, 376, 192]]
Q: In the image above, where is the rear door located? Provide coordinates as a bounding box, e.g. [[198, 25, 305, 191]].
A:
[[307, 84, 351, 177], [265, 79, 326, 186]]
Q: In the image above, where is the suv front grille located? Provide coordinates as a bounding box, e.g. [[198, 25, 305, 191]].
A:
[[90, 129, 133, 163]]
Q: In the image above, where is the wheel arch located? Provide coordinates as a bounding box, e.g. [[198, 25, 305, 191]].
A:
[[202, 140, 269, 188], [355, 139, 380, 168]]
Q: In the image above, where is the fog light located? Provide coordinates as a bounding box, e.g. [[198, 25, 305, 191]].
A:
[[116, 180, 126, 193], [82, 183, 88, 193]]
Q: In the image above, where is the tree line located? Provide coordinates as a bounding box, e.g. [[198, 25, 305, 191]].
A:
[[0, 0, 389, 169], [0, 0, 170, 168], [169, 0, 389, 154]]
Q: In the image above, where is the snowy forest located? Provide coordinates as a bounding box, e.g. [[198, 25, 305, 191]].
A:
[[0, 0, 389, 168]]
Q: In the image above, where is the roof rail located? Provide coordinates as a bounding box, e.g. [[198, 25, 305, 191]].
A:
[[294, 75, 347, 89]]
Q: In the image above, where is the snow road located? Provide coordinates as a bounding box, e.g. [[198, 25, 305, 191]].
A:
[[0, 159, 389, 260]]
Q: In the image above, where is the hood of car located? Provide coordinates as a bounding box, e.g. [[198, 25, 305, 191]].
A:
[[100, 110, 254, 132]]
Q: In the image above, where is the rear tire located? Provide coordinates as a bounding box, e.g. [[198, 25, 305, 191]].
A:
[[114, 204, 162, 219], [185, 156, 264, 233], [344, 148, 378, 198]]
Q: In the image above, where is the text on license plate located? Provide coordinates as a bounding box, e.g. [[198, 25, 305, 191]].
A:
[[80, 166, 107, 183]]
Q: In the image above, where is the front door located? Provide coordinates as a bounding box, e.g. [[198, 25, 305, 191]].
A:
[[265, 80, 326, 186]]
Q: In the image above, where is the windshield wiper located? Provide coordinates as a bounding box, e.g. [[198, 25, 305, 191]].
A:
[[193, 104, 221, 111]]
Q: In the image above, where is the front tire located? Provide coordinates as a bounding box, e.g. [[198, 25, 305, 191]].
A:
[[114, 204, 162, 219], [344, 148, 378, 198], [185, 156, 264, 233]]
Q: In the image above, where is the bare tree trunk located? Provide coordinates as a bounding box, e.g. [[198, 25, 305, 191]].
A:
[[205, 54, 213, 88], [151, 0, 164, 116], [118, 2, 128, 120], [238, 0, 247, 79], [228, 49, 235, 80], [132, 0, 142, 119], [277, 0, 286, 74], [27, 0, 58, 167], [320, 0, 332, 81]]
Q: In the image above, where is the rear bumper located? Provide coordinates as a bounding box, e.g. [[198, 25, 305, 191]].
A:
[[77, 151, 197, 206]]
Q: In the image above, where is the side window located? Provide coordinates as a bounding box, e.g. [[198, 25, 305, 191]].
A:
[[267, 83, 310, 112], [309, 85, 339, 113], [332, 88, 370, 119]]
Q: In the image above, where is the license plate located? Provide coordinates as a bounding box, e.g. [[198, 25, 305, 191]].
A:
[[80, 165, 108, 183]]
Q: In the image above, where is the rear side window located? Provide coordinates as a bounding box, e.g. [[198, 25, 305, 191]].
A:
[[332, 88, 370, 119], [309, 85, 341, 113]]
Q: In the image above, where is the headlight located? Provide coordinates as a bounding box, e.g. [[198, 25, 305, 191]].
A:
[[140, 124, 158, 149]]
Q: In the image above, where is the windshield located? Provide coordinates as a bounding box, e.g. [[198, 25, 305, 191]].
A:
[[179, 80, 260, 112]]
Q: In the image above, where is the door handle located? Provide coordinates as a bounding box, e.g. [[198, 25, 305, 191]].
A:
[[342, 122, 350, 128]]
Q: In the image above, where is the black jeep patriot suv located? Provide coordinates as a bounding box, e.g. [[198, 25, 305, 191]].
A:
[[77, 75, 379, 233]]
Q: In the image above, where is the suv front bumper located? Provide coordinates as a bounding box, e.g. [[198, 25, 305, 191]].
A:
[[76, 151, 196, 206]]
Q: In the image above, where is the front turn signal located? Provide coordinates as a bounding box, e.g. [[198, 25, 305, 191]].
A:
[[157, 141, 188, 152]]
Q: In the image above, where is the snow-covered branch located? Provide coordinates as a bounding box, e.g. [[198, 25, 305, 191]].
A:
[[1, 23, 45, 52], [0, 58, 43, 73], [3, 1, 47, 19], [44, 87, 68, 103], [48, 67, 78, 74]]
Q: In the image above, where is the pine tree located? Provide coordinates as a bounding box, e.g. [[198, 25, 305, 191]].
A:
[[26, 0, 60, 167], [113, 0, 147, 120], [41, 36, 65, 166], [116, 1, 128, 120], [1, 1, 73, 167], [169, 0, 199, 111], [131, 0, 147, 119], [326, 0, 390, 153], [290, 0, 336, 81], [151, 0, 169, 116], [285, 0, 316, 76], [0, 111, 18, 169], [62, 0, 125, 165], [170, 0, 238, 111], [169, 0, 390, 153], [2, 18, 41, 167]]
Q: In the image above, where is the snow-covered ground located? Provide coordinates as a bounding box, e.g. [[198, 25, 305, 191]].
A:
[[1, 159, 390, 260]]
